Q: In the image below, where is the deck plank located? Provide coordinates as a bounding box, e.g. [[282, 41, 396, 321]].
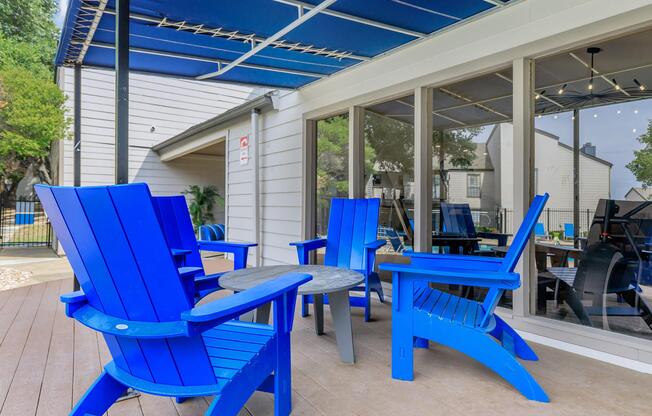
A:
[[0, 279, 650, 416], [0, 283, 46, 409], [36, 279, 74, 416], [0, 286, 30, 344], [1, 280, 61, 416]]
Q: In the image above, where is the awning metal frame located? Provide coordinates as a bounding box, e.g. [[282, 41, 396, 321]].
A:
[[196, 0, 338, 80]]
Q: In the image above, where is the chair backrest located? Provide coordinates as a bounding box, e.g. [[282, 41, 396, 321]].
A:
[[199, 224, 218, 241], [564, 223, 574, 239], [154, 195, 204, 271], [441, 202, 477, 237], [324, 198, 380, 271], [36, 184, 216, 386], [535, 223, 545, 237], [441, 202, 481, 251], [392, 199, 413, 245], [500, 194, 550, 273], [209, 224, 225, 241]]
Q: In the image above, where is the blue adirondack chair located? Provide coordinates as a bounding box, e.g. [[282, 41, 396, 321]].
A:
[[380, 193, 550, 402], [290, 198, 386, 322], [154, 196, 255, 300], [564, 223, 575, 240], [441, 202, 510, 250], [36, 183, 310, 416], [535, 222, 546, 238], [199, 223, 226, 241]]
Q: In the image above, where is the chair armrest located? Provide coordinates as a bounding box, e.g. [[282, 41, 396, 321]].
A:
[[378, 263, 520, 289], [364, 239, 387, 275], [171, 248, 192, 257], [402, 251, 503, 271], [182, 273, 312, 325], [72, 304, 190, 338], [198, 241, 257, 270], [404, 251, 502, 263], [289, 238, 327, 264], [61, 290, 88, 317], [365, 239, 387, 250], [60, 292, 190, 338], [197, 240, 257, 251], [289, 238, 327, 250]]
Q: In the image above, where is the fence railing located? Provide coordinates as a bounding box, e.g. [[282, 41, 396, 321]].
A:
[[0, 195, 53, 248]]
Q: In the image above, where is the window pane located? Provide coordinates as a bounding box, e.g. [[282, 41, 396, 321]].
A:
[[316, 114, 348, 237], [533, 30, 652, 341], [364, 96, 414, 271]]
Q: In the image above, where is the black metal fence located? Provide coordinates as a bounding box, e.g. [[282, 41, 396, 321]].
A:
[[0, 195, 53, 248], [491, 207, 596, 236]]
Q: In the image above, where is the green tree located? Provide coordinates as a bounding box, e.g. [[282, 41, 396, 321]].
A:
[[0, 67, 68, 193], [627, 120, 652, 188], [0, 0, 65, 196], [433, 127, 481, 201]]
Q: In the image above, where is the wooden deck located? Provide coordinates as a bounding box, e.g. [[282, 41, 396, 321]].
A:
[[0, 277, 650, 416]]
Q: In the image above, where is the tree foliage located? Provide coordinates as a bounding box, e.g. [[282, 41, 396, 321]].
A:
[[627, 120, 652, 188], [0, 0, 65, 195], [183, 185, 224, 230]]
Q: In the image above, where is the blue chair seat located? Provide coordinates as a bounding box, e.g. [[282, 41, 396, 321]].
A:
[[413, 286, 496, 331], [203, 321, 275, 381]]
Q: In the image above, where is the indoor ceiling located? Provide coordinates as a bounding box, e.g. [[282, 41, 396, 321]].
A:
[[367, 28, 652, 130]]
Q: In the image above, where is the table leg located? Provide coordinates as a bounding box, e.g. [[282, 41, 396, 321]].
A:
[[329, 290, 355, 364], [313, 294, 324, 335], [255, 303, 271, 324]]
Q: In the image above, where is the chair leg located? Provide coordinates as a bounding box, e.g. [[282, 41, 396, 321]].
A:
[[562, 288, 593, 326], [433, 328, 549, 402], [301, 294, 309, 317], [368, 272, 385, 303], [489, 315, 538, 361], [392, 328, 414, 381], [274, 333, 293, 416], [364, 285, 371, 322], [70, 371, 127, 416]]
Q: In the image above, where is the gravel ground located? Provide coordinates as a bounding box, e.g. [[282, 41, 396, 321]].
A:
[[0, 267, 34, 291]]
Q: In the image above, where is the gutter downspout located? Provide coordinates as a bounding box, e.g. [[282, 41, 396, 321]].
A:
[[251, 109, 261, 266]]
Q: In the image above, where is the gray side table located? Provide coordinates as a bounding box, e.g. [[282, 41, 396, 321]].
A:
[[220, 265, 364, 363]]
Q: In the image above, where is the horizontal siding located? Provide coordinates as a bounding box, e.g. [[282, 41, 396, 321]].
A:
[[59, 66, 259, 225]]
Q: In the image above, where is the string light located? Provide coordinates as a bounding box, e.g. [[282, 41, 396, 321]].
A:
[[612, 79, 620, 90], [558, 84, 566, 95], [634, 79, 646, 91]]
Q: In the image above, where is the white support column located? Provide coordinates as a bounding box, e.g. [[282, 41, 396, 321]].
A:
[[512, 58, 535, 317], [414, 87, 433, 253], [349, 106, 365, 198], [251, 109, 262, 266]]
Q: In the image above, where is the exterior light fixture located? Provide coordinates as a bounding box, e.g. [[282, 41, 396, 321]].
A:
[[587, 47, 601, 93], [558, 84, 566, 95], [634, 79, 646, 91], [612, 79, 620, 90]]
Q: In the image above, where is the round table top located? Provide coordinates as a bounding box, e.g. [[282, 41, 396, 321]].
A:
[[220, 265, 364, 295]]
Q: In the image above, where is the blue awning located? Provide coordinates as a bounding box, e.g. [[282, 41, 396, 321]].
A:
[[56, 0, 510, 89]]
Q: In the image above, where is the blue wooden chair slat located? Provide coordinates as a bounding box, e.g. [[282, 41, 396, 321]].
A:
[[36, 183, 309, 416], [381, 194, 550, 402], [291, 198, 386, 321]]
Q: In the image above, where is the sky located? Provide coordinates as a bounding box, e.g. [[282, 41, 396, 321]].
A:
[[54, 0, 68, 28], [472, 99, 651, 199]]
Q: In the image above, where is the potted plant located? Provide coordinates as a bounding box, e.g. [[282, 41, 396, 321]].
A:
[[182, 185, 224, 231]]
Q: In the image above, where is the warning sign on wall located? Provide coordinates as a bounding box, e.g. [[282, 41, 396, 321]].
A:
[[239, 135, 249, 165]]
